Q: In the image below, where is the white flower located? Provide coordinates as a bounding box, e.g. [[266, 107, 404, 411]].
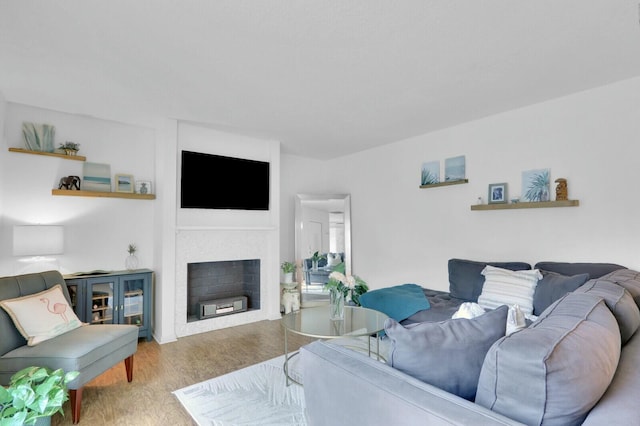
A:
[[328, 271, 356, 288]]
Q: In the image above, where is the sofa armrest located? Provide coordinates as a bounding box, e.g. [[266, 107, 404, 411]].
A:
[[301, 341, 524, 426]]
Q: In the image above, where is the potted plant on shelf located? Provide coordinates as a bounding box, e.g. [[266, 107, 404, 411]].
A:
[[281, 261, 296, 285], [57, 141, 80, 156], [0, 366, 79, 426], [310, 251, 326, 271]]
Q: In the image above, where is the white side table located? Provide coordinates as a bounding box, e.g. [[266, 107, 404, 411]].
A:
[[280, 282, 300, 314]]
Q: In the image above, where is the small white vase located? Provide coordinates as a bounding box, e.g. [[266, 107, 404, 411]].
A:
[[283, 272, 293, 283]]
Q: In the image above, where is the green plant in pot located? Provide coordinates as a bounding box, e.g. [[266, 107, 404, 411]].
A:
[[281, 261, 296, 284], [310, 251, 326, 270], [0, 366, 79, 426]]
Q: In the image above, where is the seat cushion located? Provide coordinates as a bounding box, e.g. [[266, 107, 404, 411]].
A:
[[0, 324, 138, 387], [476, 293, 620, 426], [385, 305, 508, 401], [448, 259, 531, 302]]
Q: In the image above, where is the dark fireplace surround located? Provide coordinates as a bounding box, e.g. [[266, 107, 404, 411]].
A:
[[187, 259, 261, 322]]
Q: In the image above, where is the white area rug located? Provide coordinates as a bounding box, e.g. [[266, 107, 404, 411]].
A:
[[173, 355, 306, 426]]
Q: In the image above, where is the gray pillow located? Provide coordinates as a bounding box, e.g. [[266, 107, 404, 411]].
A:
[[533, 270, 590, 315], [384, 305, 508, 401], [476, 293, 620, 426], [448, 259, 531, 302], [575, 279, 640, 344]]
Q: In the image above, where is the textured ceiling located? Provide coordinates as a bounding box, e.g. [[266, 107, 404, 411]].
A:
[[1, 1, 639, 160]]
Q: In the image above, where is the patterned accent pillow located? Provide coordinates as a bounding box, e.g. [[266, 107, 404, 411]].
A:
[[477, 265, 542, 315], [0, 284, 83, 346]]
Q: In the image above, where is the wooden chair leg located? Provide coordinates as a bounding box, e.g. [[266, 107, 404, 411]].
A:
[[125, 354, 134, 382], [70, 387, 83, 424]]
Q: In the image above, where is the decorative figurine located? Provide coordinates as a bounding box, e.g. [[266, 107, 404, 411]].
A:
[[555, 178, 568, 201], [58, 175, 81, 190]]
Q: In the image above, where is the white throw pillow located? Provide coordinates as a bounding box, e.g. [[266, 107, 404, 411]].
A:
[[477, 265, 542, 315], [452, 302, 486, 319], [327, 253, 342, 267], [0, 284, 83, 346]]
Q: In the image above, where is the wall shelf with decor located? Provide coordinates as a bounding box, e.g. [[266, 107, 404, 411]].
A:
[[420, 179, 469, 189], [8, 147, 87, 161], [470, 200, 579, 211], [52, 189, 155, 200]]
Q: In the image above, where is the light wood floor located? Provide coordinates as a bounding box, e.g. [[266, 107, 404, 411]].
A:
[[52, 319, 315, 425]]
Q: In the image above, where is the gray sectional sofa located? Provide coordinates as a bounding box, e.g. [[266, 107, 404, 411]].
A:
[[301, 260, 640, 426]]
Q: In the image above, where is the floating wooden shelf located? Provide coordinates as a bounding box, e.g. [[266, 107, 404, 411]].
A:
[[420, 179, 468, 189], [52, 189, 155, 200], [9, 147, 86, 161], [471, 200, 579, 211]]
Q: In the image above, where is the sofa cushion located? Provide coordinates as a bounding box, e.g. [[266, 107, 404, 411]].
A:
[[533, 270, 590, 315], [598, 269, 640, 307], [477, 265, 542, 315], [448, 258, 531, 302], [534, 261, 626, 279], [0, 284, 83, 346], [476, 293, 621, 426], [574, 279, 640, 344], [385, 305, 508, 401]]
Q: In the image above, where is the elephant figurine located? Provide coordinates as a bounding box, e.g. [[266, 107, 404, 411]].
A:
[[58, 175, 81, 190]]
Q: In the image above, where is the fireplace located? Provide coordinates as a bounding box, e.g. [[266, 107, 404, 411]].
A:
[[187, 259, 260, 322]]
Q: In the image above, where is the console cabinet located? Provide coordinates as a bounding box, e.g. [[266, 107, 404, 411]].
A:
[[65, 269, 153, 341]]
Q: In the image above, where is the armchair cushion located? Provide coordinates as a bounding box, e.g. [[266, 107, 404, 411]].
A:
[[0, 284, 82, 346]]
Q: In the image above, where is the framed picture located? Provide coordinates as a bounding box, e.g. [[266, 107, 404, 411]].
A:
[[135, 180, 152, 195], [488, 183, 507, 204], [82, 162, 111, 192], [115, 174, 134, 193], [522, 168, 550, 202], [420, 161, 440, 186], [444, 155, 466, 182]]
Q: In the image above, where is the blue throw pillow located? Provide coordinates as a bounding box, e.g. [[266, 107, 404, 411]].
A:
[[359, 283, 430, 322]]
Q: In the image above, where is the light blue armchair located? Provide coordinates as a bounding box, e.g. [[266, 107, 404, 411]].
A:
[[0, 270, 139, 424]]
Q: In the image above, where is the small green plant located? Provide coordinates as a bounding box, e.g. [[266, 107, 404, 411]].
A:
[[280, 261, 296, 274], [58, 141, 80, 151], [310, 251, 326, 263], [0, 366, 79, 426], [127, 244, 137, 255]]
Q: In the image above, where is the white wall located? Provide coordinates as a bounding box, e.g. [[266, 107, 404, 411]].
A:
[[0, 103, 156, 276], [325, 77, 640, 292]]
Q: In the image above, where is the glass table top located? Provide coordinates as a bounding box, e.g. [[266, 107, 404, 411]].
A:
[[281, 305, 389, 339]]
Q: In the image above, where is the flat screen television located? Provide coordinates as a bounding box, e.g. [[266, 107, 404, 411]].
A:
[[180, 150, 270, 210]]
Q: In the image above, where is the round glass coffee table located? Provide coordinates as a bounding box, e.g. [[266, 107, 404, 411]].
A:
[[281, 305, 389, 386]]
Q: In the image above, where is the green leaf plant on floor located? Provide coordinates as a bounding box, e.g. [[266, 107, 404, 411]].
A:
[[0, 366, 79, 426]]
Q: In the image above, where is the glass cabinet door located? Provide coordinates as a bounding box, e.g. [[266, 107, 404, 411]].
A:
[[121, 275, 145, 328], [87, 279, 115, 325]]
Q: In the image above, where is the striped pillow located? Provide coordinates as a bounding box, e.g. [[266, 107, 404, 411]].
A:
[[477, 265, 542, 315]]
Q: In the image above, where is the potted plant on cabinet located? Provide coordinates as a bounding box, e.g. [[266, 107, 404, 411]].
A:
[[0, 366, 79, 426], [310, 251, 326, 271], [281, 261, 296, 284]]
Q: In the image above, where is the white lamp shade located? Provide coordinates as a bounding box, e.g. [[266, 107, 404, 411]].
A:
[[13, 225, 64, 256]]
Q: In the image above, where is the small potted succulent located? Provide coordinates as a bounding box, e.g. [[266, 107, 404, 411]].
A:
[[0, 366, 79, 426], [280, 261, 296, 284], [58, 141, 80, 156]]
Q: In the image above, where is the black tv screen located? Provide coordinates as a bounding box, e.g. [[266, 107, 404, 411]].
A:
[[180, 150, 270, 210]]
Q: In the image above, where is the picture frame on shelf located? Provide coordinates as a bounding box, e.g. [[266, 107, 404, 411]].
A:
[[115, 174, 134, 193], [522, 168, 550, 202], [83, 162, 111, 192], [420, 160, 440, 186], [488, 183, 507, 204], [135, 180, 152, 195]]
